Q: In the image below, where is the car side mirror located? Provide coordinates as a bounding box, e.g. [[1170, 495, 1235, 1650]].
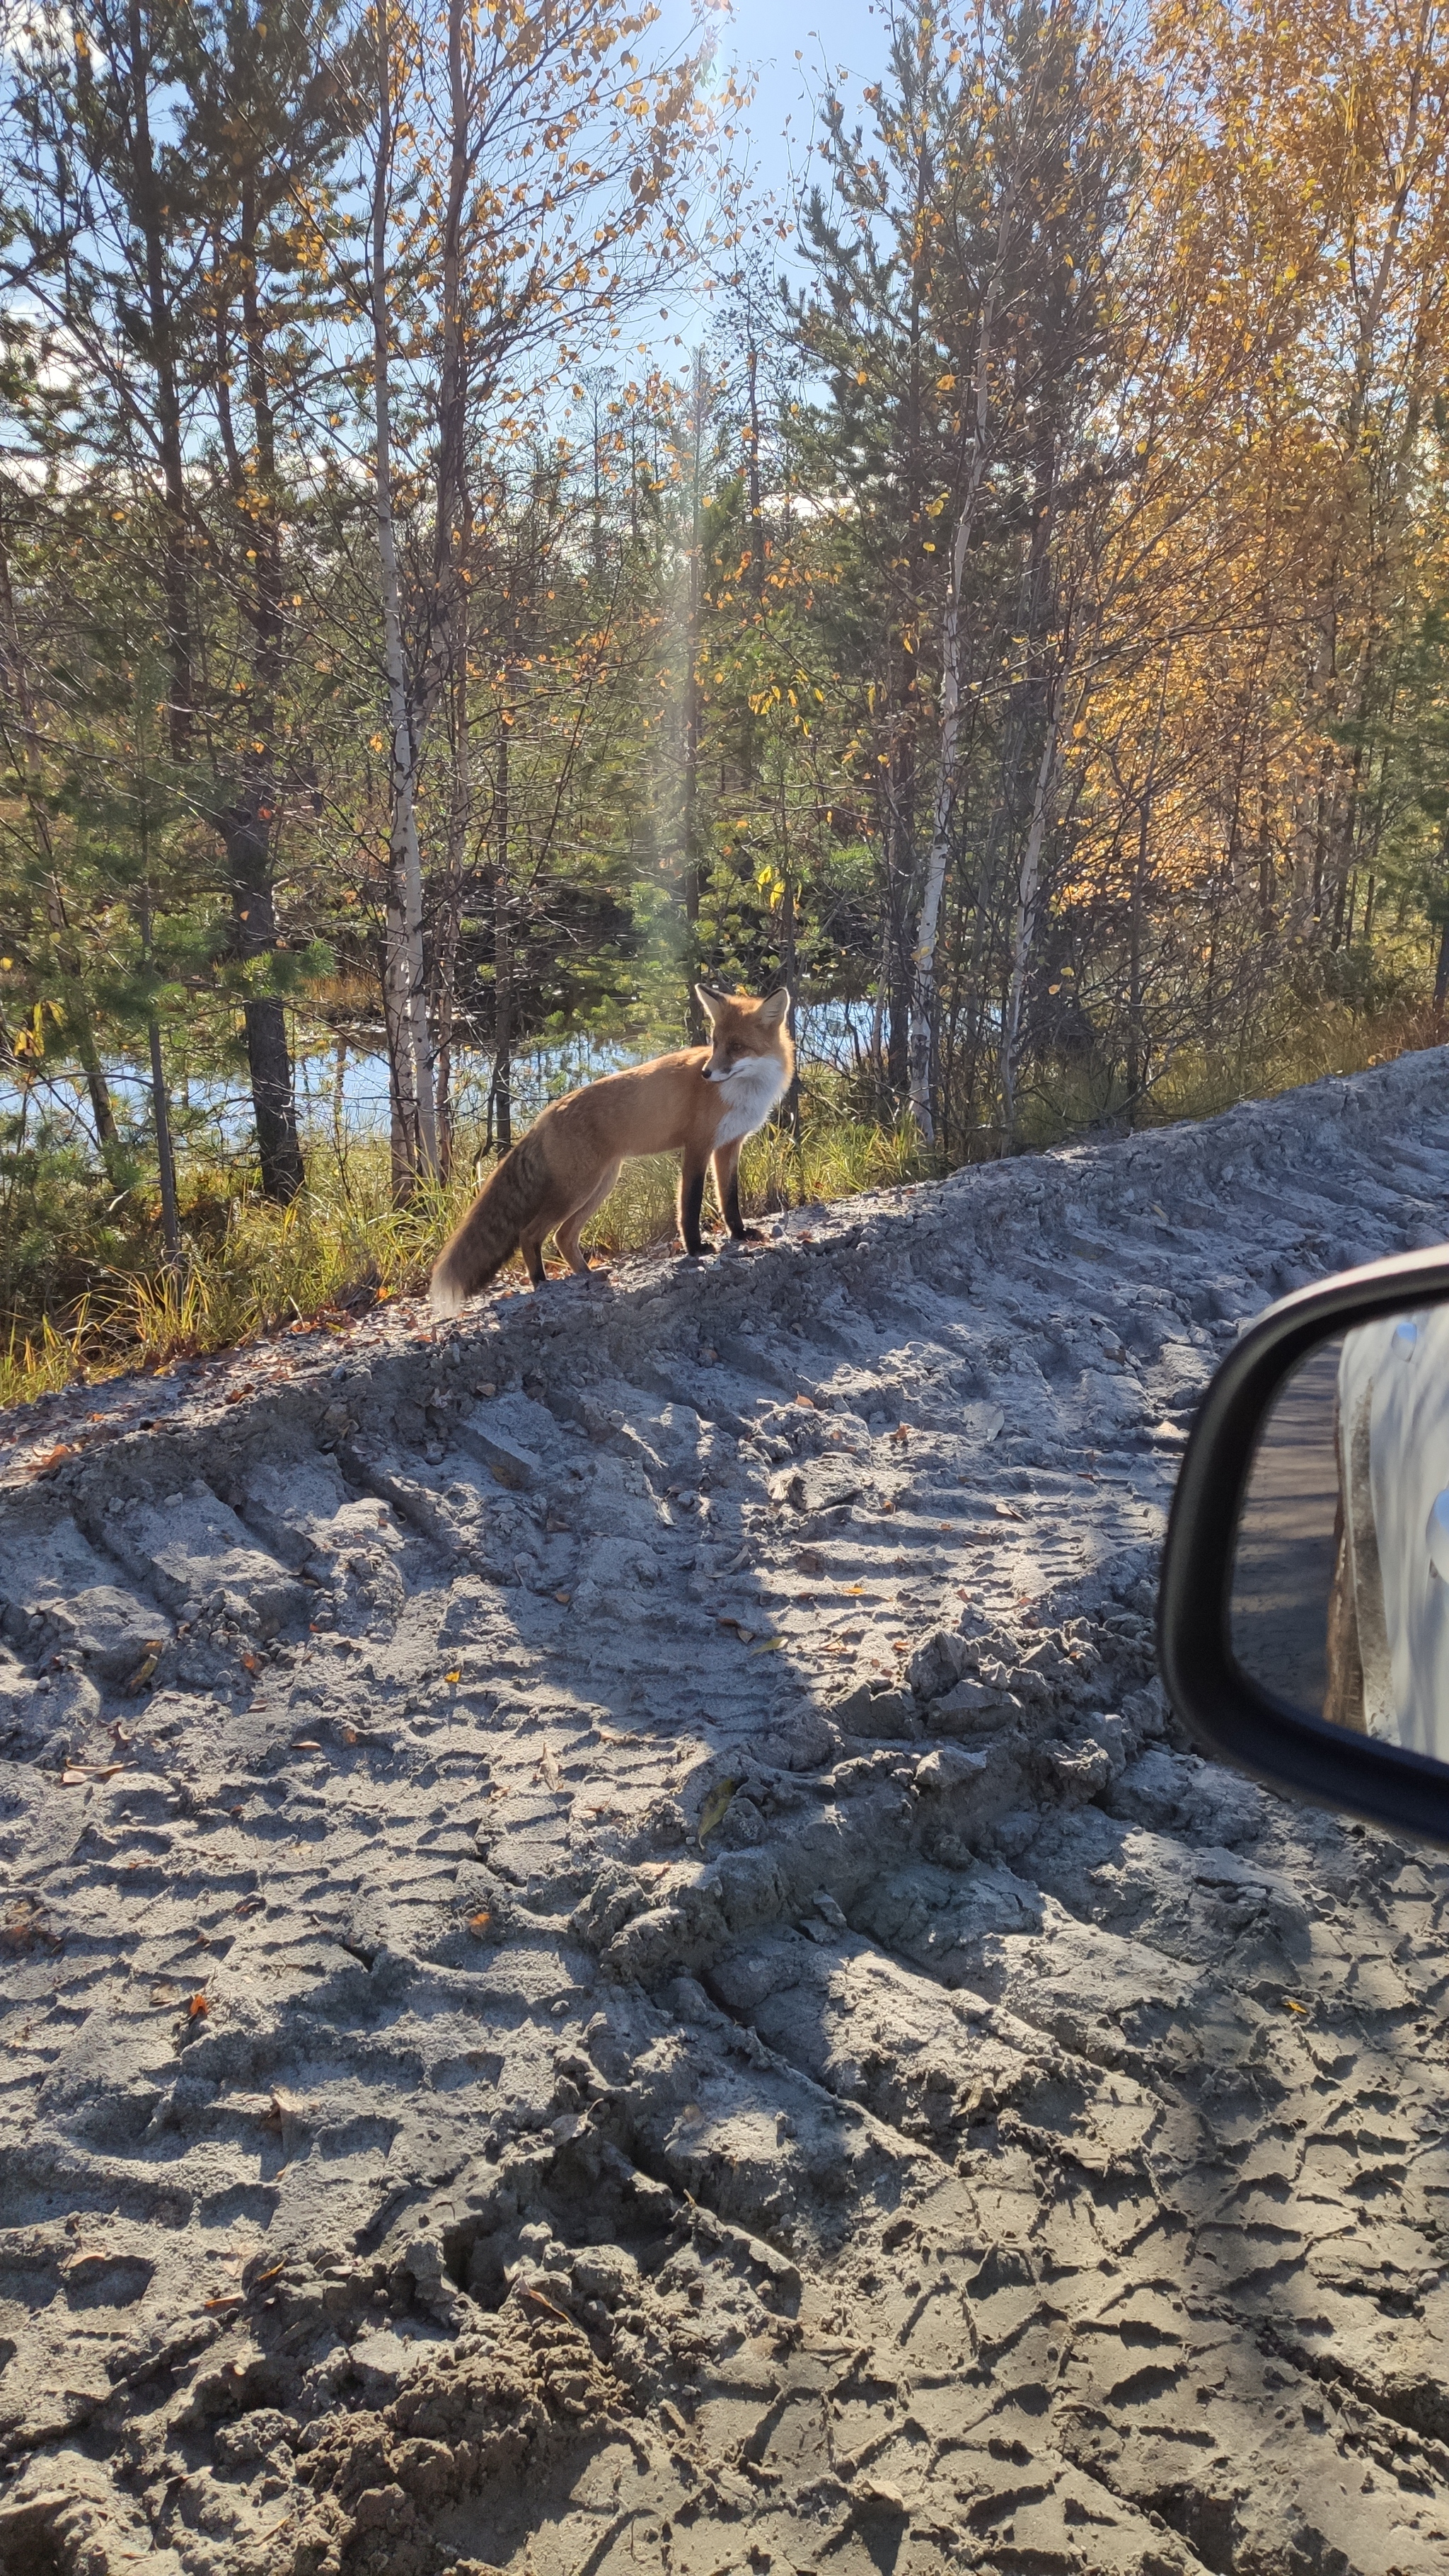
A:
[[1158, 1244, 1449, 1847]]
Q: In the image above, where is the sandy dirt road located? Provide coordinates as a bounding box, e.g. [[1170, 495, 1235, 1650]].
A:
[[4, 1051, 1449, 2576]]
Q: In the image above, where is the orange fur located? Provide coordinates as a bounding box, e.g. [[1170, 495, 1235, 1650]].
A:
[[429, 986, 793, 1313]]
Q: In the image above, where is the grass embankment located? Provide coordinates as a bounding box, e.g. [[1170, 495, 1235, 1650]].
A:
[[0, 1109, 925, 1409], [3, 994, 1442, 1411]]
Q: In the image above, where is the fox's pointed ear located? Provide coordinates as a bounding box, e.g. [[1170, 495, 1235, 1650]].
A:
[[695, 983, 726, 1026], [758, 988, 790, 1030]]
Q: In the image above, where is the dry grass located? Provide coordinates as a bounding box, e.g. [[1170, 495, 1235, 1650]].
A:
[[1145, 999, 1449, 1128], [0, 1104, 926, 1409], [3, 996, 1441, 1412]]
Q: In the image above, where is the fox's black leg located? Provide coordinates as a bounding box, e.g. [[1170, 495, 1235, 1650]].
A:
[[519, 1231, 548, 1286], [712, 1140, 762, 1241], [679, 1159, 709, 1257]]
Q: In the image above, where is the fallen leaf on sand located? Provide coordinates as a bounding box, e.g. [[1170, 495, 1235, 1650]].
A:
[[993, 1499, 1024, 1521], [291, 1740, 322, 1751], [540, 1746, 560, 1791], [698, 1780, 738, 1846], [444, 1668, 462, 1683], [187, 1992, 209, 2020], [1, 1900, 53, 1953], [519, 2285, 573, 2322], [1283, 1997, 1309, 2014], [61, 2245, 111, 2274], [126, 1648, 161, 1693], [467, 1910, 493, 1933], [554, 1590, 572, 1605], [749, 1635, 786, 1654], [204, 2294, 243, 2312], [842, 1582, 865, 1595], [31, 1443, 73, 1473]]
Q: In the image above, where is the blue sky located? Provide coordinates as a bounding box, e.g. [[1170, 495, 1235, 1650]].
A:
[[641, 0, 889, 357], [708, 0, 884, 202]]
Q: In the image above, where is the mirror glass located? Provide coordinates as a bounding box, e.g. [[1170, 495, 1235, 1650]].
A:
[[1231, 1303, 1449, 1756]]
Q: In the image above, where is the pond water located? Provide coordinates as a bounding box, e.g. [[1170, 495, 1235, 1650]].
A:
[[1, 998, 880, 1160]]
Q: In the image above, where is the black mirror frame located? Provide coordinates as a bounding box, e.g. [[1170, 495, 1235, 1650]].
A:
[[1158, 1244, 1449, 1849]]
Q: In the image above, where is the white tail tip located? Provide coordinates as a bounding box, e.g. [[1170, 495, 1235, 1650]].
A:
[[429, 1264, 466, 1319]]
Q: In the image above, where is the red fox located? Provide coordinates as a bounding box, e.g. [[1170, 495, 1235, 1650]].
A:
[[429, 985, 793, 1314]]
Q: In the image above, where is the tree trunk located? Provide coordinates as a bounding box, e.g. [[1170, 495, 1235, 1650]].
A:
[[907, 486, 981, 1140], [222, 182, 304, 1202], [492, 716, 513, 1150], [149, 1011, 180, 1259], [136, 873, 179, 1260], [1125, 838, 1145, 1117], [997, 703, 1060, 1150], [682, 358, 705, 1038], [221, 798, 304, 1199], [432, 0, 473, 1179], [372, 0, 437, 1194], [0, 526, 117, 1147], [779, 751, 801, 1138], [435, 636, 468, 1178], [744, 339, 765, 608], [908, 201, 1009, 1143], [125, 0, 192, 757], [884, 729, 916, 1093]]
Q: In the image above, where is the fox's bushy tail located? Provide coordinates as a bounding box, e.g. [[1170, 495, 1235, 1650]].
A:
[[429, 1129, 551, 1315]]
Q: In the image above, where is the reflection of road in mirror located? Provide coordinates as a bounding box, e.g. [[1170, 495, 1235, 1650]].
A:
[[1329, 1303, 1449, 1758], [1231, 1341, 1341, 1718]]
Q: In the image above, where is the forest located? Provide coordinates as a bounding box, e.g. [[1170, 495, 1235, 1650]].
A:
[[1, 0, 1448, 1391]]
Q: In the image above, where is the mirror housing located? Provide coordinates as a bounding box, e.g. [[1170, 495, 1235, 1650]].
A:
[[1159, 1244, 1449, 1849]]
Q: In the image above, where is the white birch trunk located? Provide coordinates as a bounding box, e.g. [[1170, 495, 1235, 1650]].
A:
[[372, 1, 437, 1193], [998, 689, 1061, 1148], [907, 216, 1008, 1144]]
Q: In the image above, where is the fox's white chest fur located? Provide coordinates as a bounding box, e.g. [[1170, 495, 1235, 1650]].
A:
[[712, 1054, 788, 1147]]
